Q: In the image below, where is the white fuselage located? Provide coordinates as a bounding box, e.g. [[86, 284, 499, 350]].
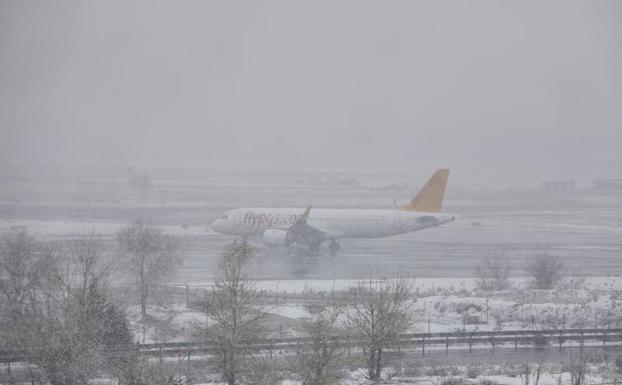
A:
[[211, 208, 455, 239]]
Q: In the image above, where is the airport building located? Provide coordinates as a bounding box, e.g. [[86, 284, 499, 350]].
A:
[[542, 180, 576, 191], [593, 178, 622, 190]]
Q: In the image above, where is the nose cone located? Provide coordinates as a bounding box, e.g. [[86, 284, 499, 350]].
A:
[[211, 219, 224, 233]]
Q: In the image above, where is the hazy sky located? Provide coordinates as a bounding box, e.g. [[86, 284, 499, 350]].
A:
[[1, 1, 621, 177]]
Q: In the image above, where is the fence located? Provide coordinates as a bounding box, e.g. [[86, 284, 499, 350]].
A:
[[2, 328, 622, 364]]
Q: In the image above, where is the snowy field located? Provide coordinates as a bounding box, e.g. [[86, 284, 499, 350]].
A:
[[1, 166, 621, 283], [188, 368, 622, 385], [132, 276, 622, 345], [104, 274, 622, 385]]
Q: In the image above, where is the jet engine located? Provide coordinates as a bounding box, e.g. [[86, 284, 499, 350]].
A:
[[262, 229, 289, 247]]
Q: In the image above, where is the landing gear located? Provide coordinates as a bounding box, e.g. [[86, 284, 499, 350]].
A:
[[329, 239, 340, 256]]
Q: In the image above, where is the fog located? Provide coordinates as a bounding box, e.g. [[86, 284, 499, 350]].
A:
[[2, 0, 621, 178], [3, 3, 622, 382]]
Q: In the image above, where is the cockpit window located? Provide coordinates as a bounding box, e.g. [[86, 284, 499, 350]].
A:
[[222, 215, 228, 220]]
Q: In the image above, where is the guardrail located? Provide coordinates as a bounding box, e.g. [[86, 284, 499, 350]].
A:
[[3, 328, 622, 364]]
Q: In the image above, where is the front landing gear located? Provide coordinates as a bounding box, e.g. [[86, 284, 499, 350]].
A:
[[329, 239, 340, 256]]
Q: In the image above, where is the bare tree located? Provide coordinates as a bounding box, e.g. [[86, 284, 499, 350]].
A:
[[63, 233, 130, 347], [0, 230, 46, 352], [128, 167, 153, 198], [526, 255, 564, 289], [110, 350, 188, 385], [67, 232, 112, 290], [564, 356, 587, 385], [520, 360, 545, 385], [0, 231, 131, 384], [295, 311, 343, 385], [241, 355, 283, 385], [341, 276, 413, 381], [117, 220, 181, 341], [194, 240, 270, 385], [0, 230, 55, 384], [474, 255, 512, 291], [33, 234, 132, 385]]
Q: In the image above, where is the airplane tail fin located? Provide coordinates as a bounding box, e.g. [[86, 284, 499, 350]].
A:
[[402, 169, 449, 212]]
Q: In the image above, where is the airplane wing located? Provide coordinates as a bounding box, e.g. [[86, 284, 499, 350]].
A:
[[284, 206, 330, 247]]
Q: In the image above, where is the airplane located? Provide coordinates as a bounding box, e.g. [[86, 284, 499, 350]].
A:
[[210, 169, 455, 254]]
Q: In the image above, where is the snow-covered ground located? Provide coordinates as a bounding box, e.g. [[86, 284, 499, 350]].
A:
[[129, 276, 622, 344], [193, 362, 621, 385]]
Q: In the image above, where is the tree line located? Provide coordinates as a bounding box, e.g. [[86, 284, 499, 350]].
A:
[[0, 222, 183, 384], [1, 224, 420, 384], [475, 254, 565, 291], [2, 224, 571, 385], [190, 240, 416, 384]]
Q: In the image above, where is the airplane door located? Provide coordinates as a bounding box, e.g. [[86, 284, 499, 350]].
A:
[[392, 212, 402, 231]]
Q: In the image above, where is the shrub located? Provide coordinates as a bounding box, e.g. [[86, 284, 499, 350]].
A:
[[532, 334, 550, 350], [480, 380, 506, 385], [467, 365, 483, 379], [563, 357, 587, 385], [440, 377, 471, 385], [475, 256, 512, 291], [526, 255, 564, 289]]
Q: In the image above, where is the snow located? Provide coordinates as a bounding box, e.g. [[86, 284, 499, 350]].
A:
[[0, 219, 210, 237], [126, 303, 205, 344], [271, 305, 311, 320], [195, 371, 611, 385], [171, 276, 622, 294], [138, 275, 622, 347]]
